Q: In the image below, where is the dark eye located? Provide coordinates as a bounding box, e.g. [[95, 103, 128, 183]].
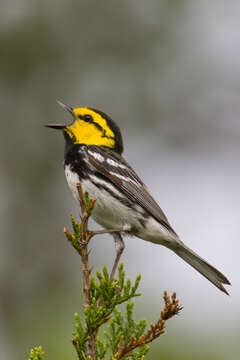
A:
[[83, 114, 93, 122]]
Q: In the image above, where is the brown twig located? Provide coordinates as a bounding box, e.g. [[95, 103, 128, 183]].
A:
[[112, 291, 182, 360], [63, 183, 129, 359], [64, 183, 96, 359], [63, 183, 182, 360]]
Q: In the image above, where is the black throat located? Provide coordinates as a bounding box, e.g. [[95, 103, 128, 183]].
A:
[[64, 143, 90, 180]]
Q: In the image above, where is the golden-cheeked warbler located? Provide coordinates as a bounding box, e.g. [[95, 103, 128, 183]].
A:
[[46, 101, 230, 295]]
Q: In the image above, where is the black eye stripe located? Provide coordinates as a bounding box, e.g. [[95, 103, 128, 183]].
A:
[[102, 129, 114, 139], [79, 114, 93, 122], [79, 114, 103, 132], [84, 114, 93, 122], [92, 122, 103, 132], [89, 108, 123, 154]]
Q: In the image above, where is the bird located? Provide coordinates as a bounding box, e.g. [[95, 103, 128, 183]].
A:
[[46, 101, 231, 295]]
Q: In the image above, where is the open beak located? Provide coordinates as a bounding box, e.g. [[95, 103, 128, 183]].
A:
[[56, 100, 74, 115], [45, 100, 74, 129]]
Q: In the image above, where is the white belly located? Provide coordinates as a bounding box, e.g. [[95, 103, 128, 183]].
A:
[[64, 165, 142, 230], [64, 165, 176, 245]]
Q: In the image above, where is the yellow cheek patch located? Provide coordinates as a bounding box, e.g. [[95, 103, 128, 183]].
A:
[[73, 107, 114, 138], [64, 107, 115, 148]]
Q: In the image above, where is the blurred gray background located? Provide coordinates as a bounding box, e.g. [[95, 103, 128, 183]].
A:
[[0, 1, 239, 359]]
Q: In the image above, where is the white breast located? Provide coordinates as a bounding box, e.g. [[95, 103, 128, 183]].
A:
[[64, 165, 141, 230], [64, 164, 174, 245], [64, 165, 81, 202]]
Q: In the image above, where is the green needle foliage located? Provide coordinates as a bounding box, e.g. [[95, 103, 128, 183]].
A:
[[106, 301, 149, 359], [72, 264, 143, 360], [27, 184, 181, 360], [28, 346, 45, 360]]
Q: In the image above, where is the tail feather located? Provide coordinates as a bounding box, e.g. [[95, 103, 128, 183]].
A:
[[173, 243, 231, 295]]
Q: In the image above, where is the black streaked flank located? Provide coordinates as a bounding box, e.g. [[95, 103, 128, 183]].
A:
[[90, 175, 134, 210], [86, 146, 177, 236]]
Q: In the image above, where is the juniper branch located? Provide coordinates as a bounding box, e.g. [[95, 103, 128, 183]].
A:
[[111, 292, 182, 360], [62, 183, 182, 360], [28, 182, 183, 360], [64, 183, 96, 359]]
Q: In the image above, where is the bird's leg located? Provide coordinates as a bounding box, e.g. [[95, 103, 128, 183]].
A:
[[78, 227, 125, 247], [110, 232, 125, 281]]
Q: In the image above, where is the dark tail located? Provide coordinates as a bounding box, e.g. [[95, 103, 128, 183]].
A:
[[173, 243, 231, 295]]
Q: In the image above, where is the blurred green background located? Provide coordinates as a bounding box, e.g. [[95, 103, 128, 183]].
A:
[[1, 1, 239, 359]]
